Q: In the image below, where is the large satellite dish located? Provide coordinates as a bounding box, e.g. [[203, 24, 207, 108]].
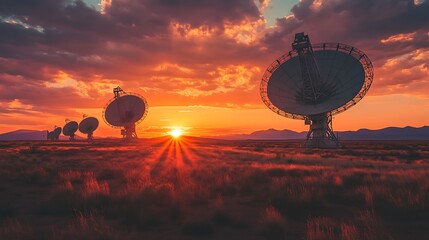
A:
[[78, 116, 99, 140], [102, 87, 148, 139], [62, 119, 78, 141], [260, 32, 373, 148], [47, 126, 62, 141]]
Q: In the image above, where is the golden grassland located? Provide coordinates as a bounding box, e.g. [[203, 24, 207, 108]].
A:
[[0, 137, 428, 239]]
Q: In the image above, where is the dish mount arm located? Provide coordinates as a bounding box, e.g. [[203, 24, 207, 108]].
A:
[[293, 33, 340, 148], [292, 32, 323, 104]]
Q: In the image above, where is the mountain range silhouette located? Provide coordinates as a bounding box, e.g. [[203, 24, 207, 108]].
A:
[[219, 126, 429, 140], [0, 129, 84, 141]]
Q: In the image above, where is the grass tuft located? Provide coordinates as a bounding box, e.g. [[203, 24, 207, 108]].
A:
[[259, 206, 287, 240]]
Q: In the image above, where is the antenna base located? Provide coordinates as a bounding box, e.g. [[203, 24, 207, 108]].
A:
[[121, 124, 138, 140], [86, 132, 94, 141], [304, 113, 340, 148]]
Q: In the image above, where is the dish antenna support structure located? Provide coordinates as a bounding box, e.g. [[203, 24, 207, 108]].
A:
[[260, 32, 373, 148], [103, 87, 148, 140], [79, 116, 99, 141], [62, 119, 78, 141], [47, 126, 62, 141]]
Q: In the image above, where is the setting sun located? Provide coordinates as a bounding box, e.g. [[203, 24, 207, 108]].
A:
[[170, 128, 183, 138]]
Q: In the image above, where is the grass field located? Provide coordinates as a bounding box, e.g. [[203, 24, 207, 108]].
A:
[[0, 137, 428, 239]]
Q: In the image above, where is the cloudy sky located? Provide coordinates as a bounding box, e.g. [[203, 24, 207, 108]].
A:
[[0, 0, 428, 137]]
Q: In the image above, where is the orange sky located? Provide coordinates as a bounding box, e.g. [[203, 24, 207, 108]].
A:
[[0, 0, 428, 138]]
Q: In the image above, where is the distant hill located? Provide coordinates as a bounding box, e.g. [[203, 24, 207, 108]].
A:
[[222, 128, 306, 140], [0, 129, 48, 141], [338, 126, 429, 140], [0, 129, 84, 141], [219, 126, 429, 140]]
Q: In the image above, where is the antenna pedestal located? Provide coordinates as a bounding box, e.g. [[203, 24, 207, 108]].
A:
[[121, 124, 137, 140], [87, 132, 93, 141], [304, 113, 340, 148]]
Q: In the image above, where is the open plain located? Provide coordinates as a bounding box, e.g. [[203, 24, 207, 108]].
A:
[[0, 137, 428, 239]]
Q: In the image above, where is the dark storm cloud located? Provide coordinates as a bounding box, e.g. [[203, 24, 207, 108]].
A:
[[0, 0, 260, 39], [264, 0, 429, 50], [0, 58, 48, 82], [0, 22, 43, 46], [0, 0, 261, 64], [141, 0, 260, 26], [0, 0, 106, 34]]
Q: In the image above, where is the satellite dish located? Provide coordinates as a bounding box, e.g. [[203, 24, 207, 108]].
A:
[[78, 117, 99, 140], [102, 86, 148, 139], [260, 32, 373, 148], [62, 120, 78, 141], [47, 126, 62, 141]]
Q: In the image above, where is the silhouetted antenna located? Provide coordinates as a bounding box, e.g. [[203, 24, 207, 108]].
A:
[[103, 86, 148, 140], [62, 120, 78, 141], [47, 126, 62, 141], [260, 32, 373, 148], [78, 117, 99, 141]]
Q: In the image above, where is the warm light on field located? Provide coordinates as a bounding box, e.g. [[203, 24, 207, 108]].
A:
[[170, 128, 183, 138]]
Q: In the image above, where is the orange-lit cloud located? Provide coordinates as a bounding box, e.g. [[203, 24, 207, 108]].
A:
[[373, 49, 429, 96], [224, 18, 266, 44], [170, 22, 216, 39], [100, 0, 112, 14], [381, 32, 416, 44]]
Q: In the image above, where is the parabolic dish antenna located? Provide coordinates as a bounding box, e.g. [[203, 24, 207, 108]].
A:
[[47, 127, 62, 141], [102, 87, 148, 139], [260, 32, 373, 148], [62, 120, 78, 141], [79, 116, 99, 140]]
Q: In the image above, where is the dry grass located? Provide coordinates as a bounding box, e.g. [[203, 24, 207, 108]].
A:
[[259, 206, 287, 239], [0, 139, 428, 239], [306, 209, 393, 240], [52, 211, 123, 240]]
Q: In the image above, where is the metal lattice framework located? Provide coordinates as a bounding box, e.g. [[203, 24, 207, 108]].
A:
[[102, 91, 149, 129], [260, 42, 373, 120]]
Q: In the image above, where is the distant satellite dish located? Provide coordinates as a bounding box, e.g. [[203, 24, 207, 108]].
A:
[[62, 120, 78, 141], [47, 127, 62, 141], [102, 86, 148, 139], [260, 32, 373, 148], [79, 117, 99, 140]]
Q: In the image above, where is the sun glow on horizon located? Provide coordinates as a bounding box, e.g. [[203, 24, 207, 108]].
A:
[[170, 128, 183, 138]]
